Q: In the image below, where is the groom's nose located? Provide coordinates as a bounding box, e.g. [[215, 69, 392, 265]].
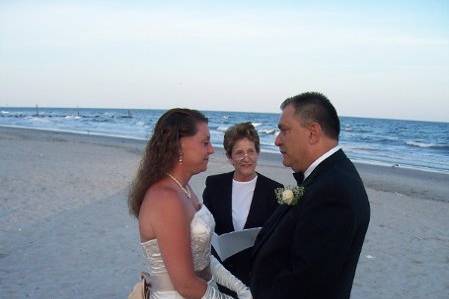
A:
[[275, 133, 282, 146]]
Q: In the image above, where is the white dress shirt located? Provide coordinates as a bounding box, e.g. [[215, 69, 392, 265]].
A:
[[303, 146, 341, 180]]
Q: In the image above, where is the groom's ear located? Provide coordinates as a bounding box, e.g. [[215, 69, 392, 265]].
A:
[[307, 122, 322, 145]]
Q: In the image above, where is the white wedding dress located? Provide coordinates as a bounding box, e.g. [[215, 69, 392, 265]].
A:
[[141, 204, 251, 299]]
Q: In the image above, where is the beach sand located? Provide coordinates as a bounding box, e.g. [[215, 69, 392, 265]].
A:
[[1, 126, 448, 298]]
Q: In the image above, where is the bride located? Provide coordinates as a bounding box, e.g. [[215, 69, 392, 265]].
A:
[[128, 108, 252, 299]]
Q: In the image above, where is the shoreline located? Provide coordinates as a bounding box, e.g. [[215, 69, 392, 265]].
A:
[[1, 126, 448, 298], [2, 125, 448, 203], [2, 124, 448, 177], [2, 124, 449, 175]]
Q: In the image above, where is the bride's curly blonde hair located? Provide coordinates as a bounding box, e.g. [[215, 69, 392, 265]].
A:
[[128, 108, 208, 218]]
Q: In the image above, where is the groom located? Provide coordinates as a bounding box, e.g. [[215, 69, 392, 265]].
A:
[[250, 92, 370, 298]]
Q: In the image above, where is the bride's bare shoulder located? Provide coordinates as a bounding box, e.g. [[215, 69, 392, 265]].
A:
[[139, 181, 189, 239], [140, 182, 186, 218]]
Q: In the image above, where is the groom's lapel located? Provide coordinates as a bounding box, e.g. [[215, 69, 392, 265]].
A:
[[302, 149, 345, 187], [252, 150, 347, 258], [253, 171, 305, 254], [252, 204, 291, 256]]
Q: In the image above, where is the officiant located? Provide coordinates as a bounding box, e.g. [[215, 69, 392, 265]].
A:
[[203, 122, 282, 297]]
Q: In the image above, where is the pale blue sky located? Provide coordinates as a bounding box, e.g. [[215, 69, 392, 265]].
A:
[[1, 1, 448, 122]]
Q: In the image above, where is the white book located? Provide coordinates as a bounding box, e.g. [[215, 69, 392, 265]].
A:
[[211, 227, 261, 261]]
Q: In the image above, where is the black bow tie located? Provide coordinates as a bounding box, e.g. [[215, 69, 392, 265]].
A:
[[293, 172, 304, 185]]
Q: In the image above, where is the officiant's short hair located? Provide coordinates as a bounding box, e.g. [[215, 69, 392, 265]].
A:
[[281, 92, 340, 140], [223, 122, 260, 157]]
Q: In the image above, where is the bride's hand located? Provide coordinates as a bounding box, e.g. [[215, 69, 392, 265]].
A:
[[237, 287, 253, 299], [209, 256, 252, 299]]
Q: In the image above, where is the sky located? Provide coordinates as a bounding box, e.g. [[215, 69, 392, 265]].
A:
[[1, 0, 448, 122]]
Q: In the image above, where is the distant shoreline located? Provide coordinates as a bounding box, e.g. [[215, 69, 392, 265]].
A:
[[1, 125, 448, 203], [2, 124, 449, 176]]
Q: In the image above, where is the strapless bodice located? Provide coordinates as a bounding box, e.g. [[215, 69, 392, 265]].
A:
[[141, 204, 216, 274]]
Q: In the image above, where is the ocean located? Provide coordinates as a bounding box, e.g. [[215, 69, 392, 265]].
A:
[[1, 107, 448, 174]]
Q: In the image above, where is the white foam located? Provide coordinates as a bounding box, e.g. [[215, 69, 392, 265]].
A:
[[64, 115, 81, 120], [217, 125, 229, 132], [406, 140, 435, 148], [258, 128, 276, 135]]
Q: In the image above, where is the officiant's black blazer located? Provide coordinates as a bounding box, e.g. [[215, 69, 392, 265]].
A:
[[203, 171, 282, 287], [250, 149, 370, 299]]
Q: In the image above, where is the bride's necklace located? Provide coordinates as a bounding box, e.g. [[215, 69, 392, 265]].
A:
[[166, 173, 192, 199]]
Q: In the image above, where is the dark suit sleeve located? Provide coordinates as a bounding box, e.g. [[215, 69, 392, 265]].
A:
[[269, 195, 356, 298]]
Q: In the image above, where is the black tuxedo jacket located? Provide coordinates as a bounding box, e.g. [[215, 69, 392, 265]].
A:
[[203, 171, 282, 287], [250, 149, 370, 299]]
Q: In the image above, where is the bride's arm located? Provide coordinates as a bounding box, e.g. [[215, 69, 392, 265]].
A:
[[210, 256, 253, 299], [140, 188, 207, 299]]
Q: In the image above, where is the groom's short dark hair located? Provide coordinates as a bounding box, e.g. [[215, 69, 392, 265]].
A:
[[281, 92, 340, 140]]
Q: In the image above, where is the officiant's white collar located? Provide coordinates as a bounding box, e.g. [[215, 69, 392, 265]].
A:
[[303, 145, 341, 180]]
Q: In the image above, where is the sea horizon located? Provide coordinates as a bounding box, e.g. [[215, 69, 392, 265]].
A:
[[1, 105, 448, 124]]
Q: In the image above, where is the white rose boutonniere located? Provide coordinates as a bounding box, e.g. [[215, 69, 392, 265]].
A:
[[275, 186, 305, 206]]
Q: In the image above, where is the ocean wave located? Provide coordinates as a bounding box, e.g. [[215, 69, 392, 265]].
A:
[[343, 145, 378, 152], [90, 116, 114, 123], [406, 140, 449, 150], [355, 134, 400, 144], [0, 112, 26, 118], [64, 115, 82, 120], [102, 112, 115, 117], [207, 124, 220, 130], [217, 125, 229, 132], [345, 128, 373, 134], [258, 128, 277, 135], [30, 117, 51, 123]]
